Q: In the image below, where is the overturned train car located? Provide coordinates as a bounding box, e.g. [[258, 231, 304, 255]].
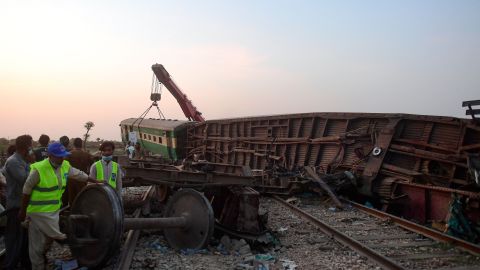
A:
[[122, 112, 480, 236], [185, 113, 480, 226]]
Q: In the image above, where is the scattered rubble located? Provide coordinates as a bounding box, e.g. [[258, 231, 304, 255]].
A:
[[36, 188, 480, 269]]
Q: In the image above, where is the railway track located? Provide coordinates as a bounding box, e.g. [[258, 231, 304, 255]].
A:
[[272, 195, 480, 270], [116, 186, 156, 270]]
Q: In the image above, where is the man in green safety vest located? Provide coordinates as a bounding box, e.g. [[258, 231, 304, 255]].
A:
[[89, 141, 123, 197], [19, 142, 99, 270]]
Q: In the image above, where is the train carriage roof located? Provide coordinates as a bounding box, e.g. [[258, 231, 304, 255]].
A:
[[120, 118, 194, 131]]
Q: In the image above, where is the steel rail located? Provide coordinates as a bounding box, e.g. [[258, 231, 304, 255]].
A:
[[117, 186, 156, 270], [273, 196, 405, 269], [272, 196, 405, 270], [343, 199, 480, 255]]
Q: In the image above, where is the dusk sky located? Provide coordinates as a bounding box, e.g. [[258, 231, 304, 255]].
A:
[[1, 1, 479, 141]]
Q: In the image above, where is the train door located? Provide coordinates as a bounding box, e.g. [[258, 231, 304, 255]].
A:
[[167, 131, 174, 160]]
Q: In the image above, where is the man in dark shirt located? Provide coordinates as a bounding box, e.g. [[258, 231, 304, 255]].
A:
[[59, 135, 71, 151], [33, 134, 49, 162], [3, 134, 34, 270], [7, 144, 16, 156], [64, 138, 94, 206], [0, 145, 16, 205], [133, 142, 146, 159]]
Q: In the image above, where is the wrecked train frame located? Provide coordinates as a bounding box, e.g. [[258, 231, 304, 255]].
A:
[[185, 112, 480, 225]]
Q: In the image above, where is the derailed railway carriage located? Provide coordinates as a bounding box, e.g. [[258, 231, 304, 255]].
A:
[[120, 118, 195, 161], [186, 112, 480, 226], [121, 111, 480, 232]]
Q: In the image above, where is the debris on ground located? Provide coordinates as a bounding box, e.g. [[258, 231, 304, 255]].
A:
[[149, 239, 169, 253], [285, 197, 299, 205], [54, 259, 78, 270], [280, 258, 298, 270]]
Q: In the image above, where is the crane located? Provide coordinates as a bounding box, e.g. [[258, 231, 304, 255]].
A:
[[151, 64, 205, 122]]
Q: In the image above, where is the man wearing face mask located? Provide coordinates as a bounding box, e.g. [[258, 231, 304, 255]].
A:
[[19, 142, 99, 270], [89, 141, 123, 197], [3, 134, 34, 270]]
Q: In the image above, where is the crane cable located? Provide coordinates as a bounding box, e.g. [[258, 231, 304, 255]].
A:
[[150, 72, 166, 119], [130, 72, 167, 152]]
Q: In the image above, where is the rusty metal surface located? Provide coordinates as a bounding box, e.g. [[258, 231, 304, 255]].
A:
[[125, 166, 258, 187], [183, 111, 480, 232], [124, 216, 187, 230], [188, 113, 474, 178], [215, 186, 262, 234], [398, 182, 480, 199], [69, 184, 124, 268], [394, 182, 480, 224], [69, 186, 215, 268], [360, 118, 400, 196], [123, 165, 271, 238], [304, 166, 343, 208], [186, 113, 478, 192], [163, 189, 214, 250]]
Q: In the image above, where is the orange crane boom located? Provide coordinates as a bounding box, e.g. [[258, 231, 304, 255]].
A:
[[151, 64, 205, 122]]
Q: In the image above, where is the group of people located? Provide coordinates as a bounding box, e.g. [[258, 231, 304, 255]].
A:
[[1, 134, 123, 270], [125, 141, 145, 160]]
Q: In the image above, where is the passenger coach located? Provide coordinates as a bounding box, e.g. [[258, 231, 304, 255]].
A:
[[119, 118, 194, 161]]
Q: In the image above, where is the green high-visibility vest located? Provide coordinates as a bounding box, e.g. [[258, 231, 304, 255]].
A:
[[27, 159, 70, 213], [95, 160, 118, 188]]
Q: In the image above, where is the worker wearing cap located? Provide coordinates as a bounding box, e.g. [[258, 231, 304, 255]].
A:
[[89, 141, 123, 197], [19, 142, 99, 270]]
